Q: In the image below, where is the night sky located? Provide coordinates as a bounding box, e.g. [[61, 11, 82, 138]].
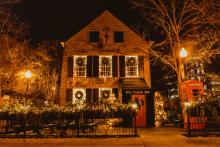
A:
[[14, 0, 219, 89], [14, 0, 164, 89], [16, 0, 142, 43]]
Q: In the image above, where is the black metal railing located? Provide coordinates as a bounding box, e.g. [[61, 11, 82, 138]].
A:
[[0, 109, 137, 138], [187, 116, 220, 136]]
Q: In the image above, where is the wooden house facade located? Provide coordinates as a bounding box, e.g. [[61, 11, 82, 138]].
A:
[[60, 11, 153, 127]]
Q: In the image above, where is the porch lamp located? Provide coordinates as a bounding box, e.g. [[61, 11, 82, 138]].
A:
[[179, 47, 188, 81], [25, 70, 32, 93]]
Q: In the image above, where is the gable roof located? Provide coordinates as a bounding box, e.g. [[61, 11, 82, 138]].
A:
[[64, 10, 152, 54]]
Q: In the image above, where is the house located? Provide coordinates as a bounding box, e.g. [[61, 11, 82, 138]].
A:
[[59, 10, 153, 127]]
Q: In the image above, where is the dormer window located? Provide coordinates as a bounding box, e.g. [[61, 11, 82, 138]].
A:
[[89, 31, 99, 42], [114, 31, 124, 43]]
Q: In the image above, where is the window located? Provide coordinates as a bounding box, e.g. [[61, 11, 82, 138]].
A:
[[89, 31, 99, 42], [114, 31, 124, 43], [74, 56, 87, 77], [192, 89, 201, 101], [125, 56, 138, 77], [99, 56, 112, 77], [99, 88, 112, 99], [72, 88, 86, 104], [192, 89, 200, 96]]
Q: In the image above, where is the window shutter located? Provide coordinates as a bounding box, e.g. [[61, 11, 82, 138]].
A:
[[112, 56, 118, 77], [86, 89, 92, 104], [113, 88, 118, 99], [138, 56, 144, 77], [119, 56, 125, 77], [66, 89, 73, 104], [93, 56, 99, 77], [67, 57, 73, 77], [93, 89, 99, 102], [87, 56, 93, 77]]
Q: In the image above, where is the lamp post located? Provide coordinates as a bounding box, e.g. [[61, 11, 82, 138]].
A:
[[179, 47, 188, 81], [25, 70, 32, 93], [179, 47, 188, 128]]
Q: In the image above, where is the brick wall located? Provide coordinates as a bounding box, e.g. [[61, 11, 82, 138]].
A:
[[59, 10, 152, 105]]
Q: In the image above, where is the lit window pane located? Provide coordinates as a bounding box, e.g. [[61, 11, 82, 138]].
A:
[[99, 56, 112, 77], [74, 56, 87, 77], [72, 88, 86, 104], [125, 56, 138, 77]]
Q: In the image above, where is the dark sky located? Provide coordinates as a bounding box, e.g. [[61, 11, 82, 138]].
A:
[[15, 0, 164, 90], [16, 0, 142, 43], [14, 0, 219, 89]]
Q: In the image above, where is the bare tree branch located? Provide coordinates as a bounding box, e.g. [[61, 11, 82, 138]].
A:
[[130, 0, 220, 97]]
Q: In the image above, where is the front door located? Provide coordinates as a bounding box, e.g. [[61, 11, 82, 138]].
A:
[[132, 94, 146, 127]]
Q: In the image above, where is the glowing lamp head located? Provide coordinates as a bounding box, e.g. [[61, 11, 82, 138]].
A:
[[131, 103, 138, 110], [52, 86, 56, 91], [179, 47, 188, 58], [25, 70, 32, 79]]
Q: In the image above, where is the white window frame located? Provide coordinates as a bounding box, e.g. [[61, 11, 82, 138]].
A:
[[125, 56, 138, 77], [72, 88, 86, 104], [99, 56, 112, 77], [74, 56, 87, 77]]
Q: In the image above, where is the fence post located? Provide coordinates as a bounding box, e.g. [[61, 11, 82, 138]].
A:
[[23, 115, 26, 138], [6, 118, 9, 133], [187, 116, 191, 136], [76, 112, 80, 137], [133, 112, 137, 136]]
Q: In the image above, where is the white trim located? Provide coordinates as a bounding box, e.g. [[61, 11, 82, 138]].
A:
[[125, 56, 138, 77], [74, 56, 87, 77], [99, 56, 112, 77], [72, 88, 86, 104]]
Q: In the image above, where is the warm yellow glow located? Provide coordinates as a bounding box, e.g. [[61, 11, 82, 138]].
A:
[[25, 70, 32, 79], [60, 42, 65, 48], [179, 47, 188, 58], [131, 103, 138, 110], [52, 86, 56, 91]]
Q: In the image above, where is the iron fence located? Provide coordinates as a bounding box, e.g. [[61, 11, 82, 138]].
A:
[[0, 110, 137, 138], [187, 116, 220, 136]]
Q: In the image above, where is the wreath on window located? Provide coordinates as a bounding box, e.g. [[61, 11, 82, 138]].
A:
[[75, 91, 83, 100], [101, 57, 110, 65], [76, 57, 85, 66], [127, 57, 136, 66], [101, 90, 110, 99]]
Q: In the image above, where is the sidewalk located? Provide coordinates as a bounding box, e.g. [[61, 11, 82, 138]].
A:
[[139, 127, 220, 147], [0, 127, 219, 147]]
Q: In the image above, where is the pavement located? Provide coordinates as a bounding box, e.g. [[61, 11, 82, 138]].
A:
[[0, 127, 220, 147]]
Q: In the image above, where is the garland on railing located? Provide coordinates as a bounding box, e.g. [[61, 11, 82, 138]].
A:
[[0, 100, 138, 119]]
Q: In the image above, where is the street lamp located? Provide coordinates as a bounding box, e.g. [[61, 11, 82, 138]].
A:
[[179, 47, 188, 58], [25, 70, 32, 93], [179, 47, 188, 81]]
